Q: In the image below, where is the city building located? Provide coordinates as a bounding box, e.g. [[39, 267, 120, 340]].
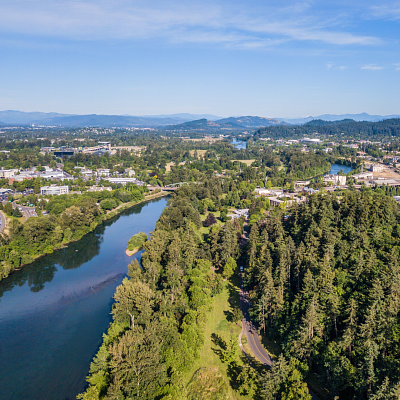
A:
[[0, 169, 19, 178], [87, 185, 113, 192], [323, 174, 347, 186], [300, 138, 321, 144], [352, 172, 374, 180], [370, 164, 385, 172], [96, 169, 110, 177], [104, 177, 147, 186], [40, 185, 69, 196]]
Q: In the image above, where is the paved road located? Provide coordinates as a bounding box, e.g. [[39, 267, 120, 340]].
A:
[[239, 221, 272, 366], [239, 284, 272, 366], [18, 205, 37, 219], [239, 220, 320, 400]]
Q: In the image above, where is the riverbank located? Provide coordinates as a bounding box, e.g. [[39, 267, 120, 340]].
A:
[[0, 195, 170, 400], [103, 190, 169, 222], [2, 191, 170, 282], [125, 248, 140, 256]]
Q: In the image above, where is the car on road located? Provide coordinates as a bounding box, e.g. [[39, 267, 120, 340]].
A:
[[240, 265, 243, 272]]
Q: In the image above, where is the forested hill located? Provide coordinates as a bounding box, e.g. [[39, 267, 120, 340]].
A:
[[304, 119, 355, 126], [165, 116, 287, 131], [255, 118, 400, 140], [246, 190, 400, 399], [78, 182, 246, 400]]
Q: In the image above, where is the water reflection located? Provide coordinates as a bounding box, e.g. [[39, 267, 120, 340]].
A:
[[0, 198, 162, 298], [0, 196, 168, 400]]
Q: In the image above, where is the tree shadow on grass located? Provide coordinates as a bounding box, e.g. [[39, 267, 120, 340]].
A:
[[211, 332, 227, 359]]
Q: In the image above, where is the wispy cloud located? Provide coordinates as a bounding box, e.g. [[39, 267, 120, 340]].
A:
[[369, 3, 400, 20], [338, 66, 347, 70], [0, 0, 384, 48], [361, 64, 383, 70], [394, 63, 400, 70]]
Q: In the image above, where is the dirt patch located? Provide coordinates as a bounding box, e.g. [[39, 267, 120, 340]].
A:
[[125, 248, 139, 256]]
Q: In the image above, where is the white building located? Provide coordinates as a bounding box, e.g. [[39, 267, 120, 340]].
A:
[[104, 177, 147, 186], [96, 169, 110, 177], [352, 172, 373, 180], [125, 168, 136, 177], [254, 188, 271, 196], [40, 185, 69, 196], [0, 169, 19, 178], [370, 164, 385, 172], [81, 169, 94, 177], [40, 169, 66, 180], [87, 185, 112, 192], [300, 138, 321, 144], [269, 195, 302, 207], [323, 174, 347, 186]]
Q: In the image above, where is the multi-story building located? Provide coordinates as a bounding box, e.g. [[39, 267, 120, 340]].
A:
[[40, 185, 69, 196]]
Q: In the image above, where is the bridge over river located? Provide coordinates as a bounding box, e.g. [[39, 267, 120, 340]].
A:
[[148, 182, 200, 191]]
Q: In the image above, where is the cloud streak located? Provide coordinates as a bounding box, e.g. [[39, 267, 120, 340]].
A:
[[0, 0, 384, 48], [361, 64, 383, 70], [369, 3, 400, 20]]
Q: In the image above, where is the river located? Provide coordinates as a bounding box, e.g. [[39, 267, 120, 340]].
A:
[[0, 196, 168, 400], [231, 139, 247, 150], [329, 163, 353, 175]]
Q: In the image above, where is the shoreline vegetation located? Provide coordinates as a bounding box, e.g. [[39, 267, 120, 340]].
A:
[[125, 231, 148, 257], [0, 190, 169, 281]]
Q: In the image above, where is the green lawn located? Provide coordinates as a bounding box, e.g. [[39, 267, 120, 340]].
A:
[[184, 282, 245, 400], [200, 211, 224, 235]]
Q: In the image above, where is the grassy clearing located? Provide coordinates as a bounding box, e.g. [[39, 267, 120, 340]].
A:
[[232, 159, 256, 166], [187, 368, 234, 400], [200, 211, 224, 235], [184, 282, 244, 400]]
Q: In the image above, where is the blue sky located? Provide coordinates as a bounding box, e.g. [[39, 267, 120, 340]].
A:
[[0, 0, 399, 118]]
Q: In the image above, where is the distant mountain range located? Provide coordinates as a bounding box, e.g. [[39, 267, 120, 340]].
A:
[[165, 116, 286, 131], [280, 112, 400, 124], [0, 110, 222, 128], [0, 110, 399, 128]]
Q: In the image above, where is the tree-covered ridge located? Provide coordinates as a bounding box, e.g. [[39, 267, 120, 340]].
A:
[[246, 191, 400, 399], [255, 118, 400, 140], [78, 184, 242, 400]]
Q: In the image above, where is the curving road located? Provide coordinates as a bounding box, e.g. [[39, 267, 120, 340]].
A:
[[238, 219, 320, 400], [239, 283, 272, 366], [239, 221, 272, 366]]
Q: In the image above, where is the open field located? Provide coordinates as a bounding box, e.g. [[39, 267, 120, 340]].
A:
[[364, 163, 400, 178], [373, 170, 400, 178], [232, 159, 256, 166], [184, 282, 244, 400], [200, 211, 223, 234]]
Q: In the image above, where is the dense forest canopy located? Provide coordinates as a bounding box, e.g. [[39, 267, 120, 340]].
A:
[[78, 184, 246, 400], [246, 190, 400, 399], [255, 118, 400, 140]]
